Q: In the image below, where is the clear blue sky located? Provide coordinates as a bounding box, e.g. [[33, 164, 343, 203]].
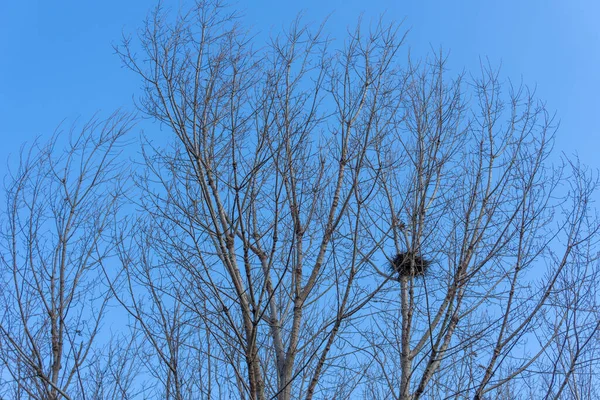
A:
[[1, 0, 599, 178]]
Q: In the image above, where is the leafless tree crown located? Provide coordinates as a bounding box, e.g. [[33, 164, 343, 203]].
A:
[[1, 1, 600, 399]]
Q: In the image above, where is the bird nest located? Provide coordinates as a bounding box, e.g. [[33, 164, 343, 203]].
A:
[[390, 251, 431, 278]]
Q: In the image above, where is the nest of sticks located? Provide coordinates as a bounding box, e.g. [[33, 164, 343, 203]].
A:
[[390, 251, 431, 278]]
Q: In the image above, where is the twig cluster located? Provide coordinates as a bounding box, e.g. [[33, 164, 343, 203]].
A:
[[390, 251, 431, 277]]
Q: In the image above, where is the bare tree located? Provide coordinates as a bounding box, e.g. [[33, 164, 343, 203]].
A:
[[112, 1, 600, 399], [3, 1, 597, 400], [359, 57, 600, 399], [0, 113, 136, 400], [114, 1, 411, 398]]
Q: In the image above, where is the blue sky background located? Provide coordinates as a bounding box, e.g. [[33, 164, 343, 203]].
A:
[[0, 2, 598, 393], [1, 0, 599, 181]]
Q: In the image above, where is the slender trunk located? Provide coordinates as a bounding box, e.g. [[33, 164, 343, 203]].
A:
[[400, 276, 412, 400]]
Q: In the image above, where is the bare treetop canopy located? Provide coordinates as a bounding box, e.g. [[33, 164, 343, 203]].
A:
[[1, 1, 599, 399]]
